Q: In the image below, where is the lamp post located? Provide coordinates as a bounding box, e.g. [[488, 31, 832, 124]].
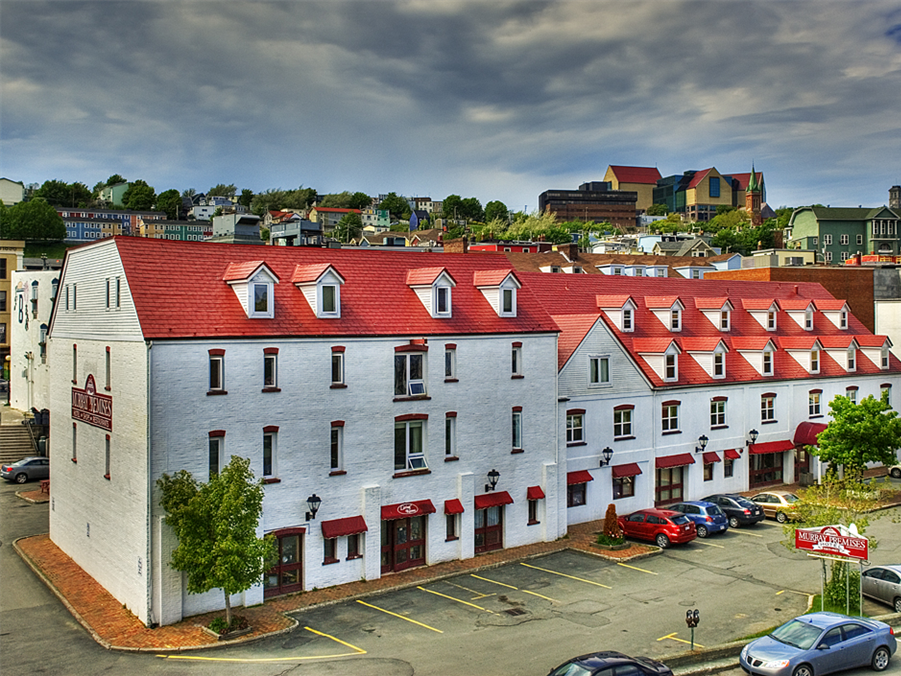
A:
[[599, 446, 613, 467], [485, 468, 500, 492], [695, 435, 709, 454], [305, 493, 322, 521]]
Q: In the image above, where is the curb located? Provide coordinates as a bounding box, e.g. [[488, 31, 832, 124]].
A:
[[15, 490, 49, 504]]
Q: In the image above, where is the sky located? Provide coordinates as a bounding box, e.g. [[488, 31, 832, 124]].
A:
[[2, 0, 901, 212]]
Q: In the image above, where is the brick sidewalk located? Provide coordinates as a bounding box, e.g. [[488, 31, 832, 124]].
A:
[[15, 519, 654, 652]]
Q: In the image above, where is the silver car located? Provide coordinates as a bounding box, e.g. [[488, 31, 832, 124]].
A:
[[1, 457, 50, 484], [862, 565, 901, 613]]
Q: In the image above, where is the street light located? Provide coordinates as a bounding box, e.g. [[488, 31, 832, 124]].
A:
[[747, 429, 759, 446], [695, 435, 709, 453], [599, 447, 613, 467], [305, 493, 322, 520], [485, 468, 500, 492]]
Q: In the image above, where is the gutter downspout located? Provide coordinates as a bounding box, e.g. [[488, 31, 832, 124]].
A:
[[145, 339, 156, 627]]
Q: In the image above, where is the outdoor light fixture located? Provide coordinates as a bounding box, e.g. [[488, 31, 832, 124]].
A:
[[695, 435, 709, 454], [485, 468, 500, 492], [599, 446, 614, 467], [305, 493, 322, 520], [747, 428, 759, 446]]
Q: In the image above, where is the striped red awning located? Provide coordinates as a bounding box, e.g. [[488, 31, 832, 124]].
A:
[[794, 422, 828, 446], [474, 491, 514, 510], [612, 463, 642, 478], [444, 499, 464, 515], [321, 515, 368, 539], [749, 440, 795, 455], [702, 452, 721, 464], [656, 453, 696, 469], [724, 449, 741, 460], [527, 485, 545, 500], [381, 499, 436, 521], [567, 469, 594, 485]]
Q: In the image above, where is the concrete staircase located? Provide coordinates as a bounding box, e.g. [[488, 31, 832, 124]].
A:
[[0, 424, 36, 464]]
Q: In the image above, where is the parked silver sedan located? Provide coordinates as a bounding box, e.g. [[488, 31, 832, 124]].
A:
[[1, 457, 50, 484], [862, 565, 901, 613]]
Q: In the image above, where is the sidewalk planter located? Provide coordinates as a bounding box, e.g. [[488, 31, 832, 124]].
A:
[[202, 624, 253, 641], [591, 541, 630, 551]]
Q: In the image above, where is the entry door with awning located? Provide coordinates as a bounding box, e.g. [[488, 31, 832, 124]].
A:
[[474, 491, 512, 554]]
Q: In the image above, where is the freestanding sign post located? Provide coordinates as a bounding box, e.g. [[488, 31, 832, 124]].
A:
[[795, 524, 868, 615]]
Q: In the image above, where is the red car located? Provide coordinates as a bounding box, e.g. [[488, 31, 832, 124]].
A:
[[618, 508, 697, 548]]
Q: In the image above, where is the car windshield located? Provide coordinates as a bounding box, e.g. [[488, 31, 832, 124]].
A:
[[783, 494, 799, 503], [707, 505, 724, 516], [550, 663, 593, 676], [770, 620, 823, 650], [734, 497, 756, 508], [669, 515, 691, 525]]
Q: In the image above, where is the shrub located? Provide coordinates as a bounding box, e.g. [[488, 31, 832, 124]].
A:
[[603, 503, 623, 539]]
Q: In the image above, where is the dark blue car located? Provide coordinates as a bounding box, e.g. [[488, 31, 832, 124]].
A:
[[668, 501, 728, 538]]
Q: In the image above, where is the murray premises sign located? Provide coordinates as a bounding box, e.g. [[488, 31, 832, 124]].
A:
[[795, 525, 868, 561], [72, 374, 113, 431]]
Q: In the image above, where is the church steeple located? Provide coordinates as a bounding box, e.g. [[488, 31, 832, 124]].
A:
[[746, 164, 762, 226], [748, 164, 759, 193]]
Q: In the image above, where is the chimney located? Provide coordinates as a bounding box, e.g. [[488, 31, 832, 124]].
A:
[[443, 237, 468, 254]]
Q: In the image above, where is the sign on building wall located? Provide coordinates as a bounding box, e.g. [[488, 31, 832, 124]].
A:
[[71, 374, 113, 431], [795, 524, 868, 561]]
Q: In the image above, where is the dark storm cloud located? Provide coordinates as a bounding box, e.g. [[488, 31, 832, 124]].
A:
[[1, 0, 900, 208]]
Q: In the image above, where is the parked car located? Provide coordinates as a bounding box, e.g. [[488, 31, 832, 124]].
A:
[[547, 651, 673, 676], [889, 464, 901, 479], [1, 457, 50, 484], [617, 508, 696, 548], [668, 501, 729, 538], [750, 491, 800, 523], [701, 493, 765, 528], [739, 611, 896, 676], [862, 564, 901, 613]]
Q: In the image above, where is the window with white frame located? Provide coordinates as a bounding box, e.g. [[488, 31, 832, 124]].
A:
[[882, 346, 890, 369], [825, 252, 833, 262], [263, 428, 277, 478], [805, 308, 813, 330], [847, 347, 856, 371], [321, 284, 339, 316], [710, 398, 726, 427], [252, 282, 272, 317], [761, 394, 776, 422], [720, 310, 730, 331], [330, 422, 343, 471], [614, 406, 633, 438], [656, 268, 666, 277], [662, 402, 679, 433], [670, 308, 681, 331], [763, 349, 774, 376], [445, 414, 456, 457], [622, 307, 633, 332], [395, 352, 426, 396], [566, 411, 584, 444], [435, 285, 451, 317], [840, 309, 848, 329], [209, 433, 224, 478], [331, 348, 345, 387], [589, 356, 609, 385], [264, 349, 278, 390], [846, 387, 858, 404], [841, 251, 850, 261], [713, 350, 725, 378], [767, 309, 776, 331], [445, 345, 456, 380], [882, 384, 892, 406], [665, 353, 678, 381], [394, 417, 426, 470], [209, 350, 225, 392], [824, 234, 832, 245], [512, 408, 523, 450], [512, 343, 523, 377], [841, 234, 849, 245], [810, 349, 820, 373], [808, 390, 822, 417], [501, 287, 516, 316]]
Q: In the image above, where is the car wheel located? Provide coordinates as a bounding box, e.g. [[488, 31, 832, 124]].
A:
[[696, 525, 708, 538], [15, 473, 28, 484], [792, 663, 814, 676], [776, 511, 788, 524], [729, 516, 740, 528], [891, 467, 901, 479], [655, 533, 670, 549], [872, 646, 891, 672], [894, 597, 901, 613]]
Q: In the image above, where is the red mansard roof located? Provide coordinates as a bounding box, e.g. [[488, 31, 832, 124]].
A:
[[521, 272, 899, 384], [607, 166, 662, 185], [105, 238, 558, 339]]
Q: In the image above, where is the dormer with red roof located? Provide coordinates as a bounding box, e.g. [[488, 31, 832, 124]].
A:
[[407, 267, 456, 318], [474, 270, 520, 317], [634, 338, 681, 382], [223, 261, 280, 319], [733, 337, 778, 377], [740, 298, 779, 332], [683, 337, 729, 379], [597, 295, 636, 332], [779, 336, 824, 374], [292, 263, 345, 318], [645, 297, 684, 332], [695, 298, 733, 332], [856, 335, 893, 370], [820, 336, 859, 372], [781, 299, 816, 331], [816, 299, 850, 330]]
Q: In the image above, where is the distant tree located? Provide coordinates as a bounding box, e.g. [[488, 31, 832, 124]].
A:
[[106, 174, 126, 186], [156, 189, 182, 220], [379, 192, 411, 220], [319, 192, 353, 208], [251, 189, 287, 215], [213, 207, 224, 217], [349, 192, 371, 210], [776, 207, 794, 229], [122, 180, 157, 211], [716, 205, 737, 216], [91, 181, 106, 198], [334, 212, 363, 243], [441, 194, 464, 221], [208, 183, 237, 197], [484, 200, 509, 224], [157, 456, 276, 628], [282, 186, 317, 211], [182, 188, 197, 199], [646, 203, 669, 216], [33, 180, 83, 207], [238, 189, 254, 209], [812, 392, 901, 480], [0, 198, 66, 240], [460, 197, 484, 222]]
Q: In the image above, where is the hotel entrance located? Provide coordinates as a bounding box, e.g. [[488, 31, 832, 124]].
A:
[[380, 499, 435, 574], [264, 527, 304, 598]]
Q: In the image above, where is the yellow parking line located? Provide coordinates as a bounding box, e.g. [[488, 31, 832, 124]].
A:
[[418, 585, 495, 613], [356, 600, 443, 633], [519, 562, 611, 588], [471, 574, 559, 602], [617, 562, 657, 575], [729, 529, 763, 537], [445, 580, 495, 600], [657, 632, 704, 648], [693, 540, 725, 548], [156, 626, 366, 662]]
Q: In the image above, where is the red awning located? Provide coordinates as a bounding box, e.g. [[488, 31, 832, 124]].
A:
[[702, 452, 721, 464], [612, 463, 642, 478], [474, 491, 514, 510], [321, 515, 368, 539], [444, 499, 464, 515], [749, 440, 795, 455], [656, 453, 696, 469], [567, 469, 595, 485], [381, 499, 436, 521], [724, 449, 741, 460], [794, 421, 828, 446], [527, 485, 545, 500]]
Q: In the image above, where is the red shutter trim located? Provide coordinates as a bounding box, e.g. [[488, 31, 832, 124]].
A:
[[263, 425, 279, 433], [661, 400, 681, 406], [209, 430, 225, 437], [512, 341, 523, 348], [512, 406, 523, 412], [264, 347, 279, 354], [395, 413, 428, 422], [614, 404, 635, 411], [446, 411, 457, 418], [809, 389, 823, 394], [332, 345, 346, 353], [331, 420, 345, 427], [567, 408, 586, 415], [209, 349, 225, 356], [395, 343, 429, 352], [711, 396, 728, 402], [445, 343, 457, 350]]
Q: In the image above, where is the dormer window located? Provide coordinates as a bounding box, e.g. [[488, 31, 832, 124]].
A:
[[805, 308, 813, 330], [882, 346, 890, 369], [502, 288, 515, 314], [436, 286, 450, 315], [847, 347, 856, 371], [224, 261, 279, 319], [763, 350, 773, 375], [474, 270, 520, 318], [713, 350, 725, 378], [408, 268, 456, 318], [321, 284, 338, 315], [810, 349, 820, 374], [622, 308, 633, 332], [720, 310, 730, 331], [670, 309, 681, 331], [665, 353, 678, 381], [840, 310, 848, 329], [767, 310, 776, 331], [293, 263, 345, 319], [253, 282, 271, 315]]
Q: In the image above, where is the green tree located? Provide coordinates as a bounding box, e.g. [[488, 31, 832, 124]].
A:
[[157, 456, 276, 627], [715, 205, 736, 216], [441, 194, 463, 221], [122, 180, 157, 211], [776, 207, 794, 229], [182, 188, 197, 199], [460, 197, 484, 222], [156, 189, 182, 220], [812, 392, 901, 480], [106, 174, 126, 186], [484, 201, 509, 224], [646, 203, 669, 216], [349, 192, 371, 210], [33, 180, 89, 207], [319, 192, 353, 208], [334, 211, 363, 243], [251, 189, 287, 215], [0, 198, 66, 240], [208, 183, 237, 197], [379, 192, 410, 220], [238, 189, 254, 209]]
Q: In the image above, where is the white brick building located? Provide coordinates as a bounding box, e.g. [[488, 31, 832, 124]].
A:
[[10, 270, 59, 412]]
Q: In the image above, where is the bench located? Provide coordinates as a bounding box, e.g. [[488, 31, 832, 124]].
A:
[[40, 480, 50, 494]]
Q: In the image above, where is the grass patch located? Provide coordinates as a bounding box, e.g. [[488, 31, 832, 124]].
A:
[[24, 241, 71, 260], [737, 625, 779, 642], [805, 594, 865, 617]]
